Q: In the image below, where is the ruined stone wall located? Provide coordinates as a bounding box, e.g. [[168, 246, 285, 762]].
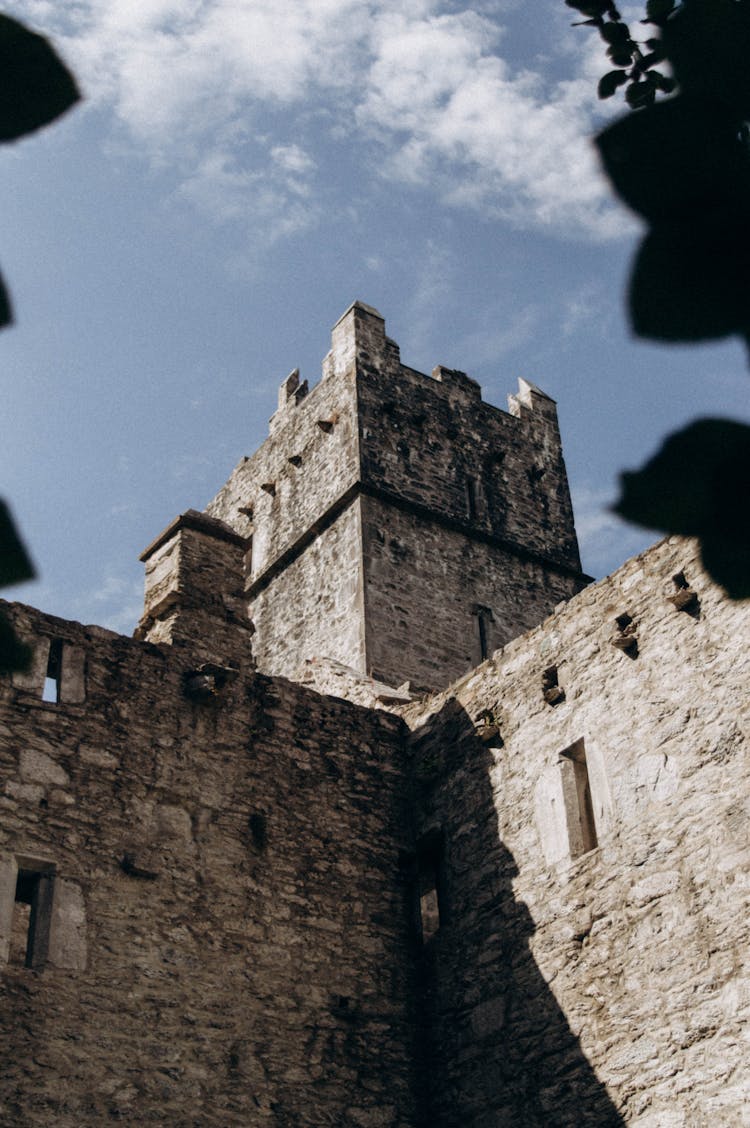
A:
[[0, 603, 417, 1128], [402, 537, 750, 1126], [361, 496, 582, 691]]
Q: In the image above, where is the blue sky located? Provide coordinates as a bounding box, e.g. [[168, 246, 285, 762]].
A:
[[3, 0, 749, 634]]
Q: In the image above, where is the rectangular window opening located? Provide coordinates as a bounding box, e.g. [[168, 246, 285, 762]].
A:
[[12, 867, 54, 968], [42, 639, 63, 704], [416, 830, 445, 944], [543, 665, 565, 706], [559, 739, 598, 858]]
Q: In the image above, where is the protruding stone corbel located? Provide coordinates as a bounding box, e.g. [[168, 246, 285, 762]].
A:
[[668, 571, 699, 613], [612, 612, 638, 657]]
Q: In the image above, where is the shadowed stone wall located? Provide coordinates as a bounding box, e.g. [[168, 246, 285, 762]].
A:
[[402, 537, 750, 1126], [0, 604, 416, 1127]]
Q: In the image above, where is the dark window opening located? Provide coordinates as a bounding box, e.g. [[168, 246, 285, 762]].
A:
[[12, 867, 54, 968], [473, 605, 494, 662], [542, 665, 565, 706], [478, 613, 489, 661], [465, 476, 478, 519], [42, 639, 63, 704], [559, 740, 598, 858], [416, 830, 446, 944]]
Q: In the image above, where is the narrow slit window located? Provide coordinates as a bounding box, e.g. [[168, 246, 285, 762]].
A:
[[465, 476, 478, 519], [473, 605, 494, 663], [477, 613, 489, 662], [559, 739, 598, 859], [12, 867, 54, 968], [42, 639, 63, 704]]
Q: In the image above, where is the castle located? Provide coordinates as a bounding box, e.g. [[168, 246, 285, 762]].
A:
[[0, 302, 748, 1127]]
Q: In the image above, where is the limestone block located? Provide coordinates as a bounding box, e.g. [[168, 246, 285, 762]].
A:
[[48, 879, 87, 970], [19, 749, 69, 787], [0, 854, 18, 963], [11, 635, 48, 695]]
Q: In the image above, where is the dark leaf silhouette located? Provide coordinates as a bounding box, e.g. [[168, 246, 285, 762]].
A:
[[0, 500, 34, 587], [645, 0, 676, 20], [0, 14, 80, 142], [599, 70, 629, 98], [0, 500, 35, 673], [0, 611, 31, 674], [0, 268, 11, 329], [629, 217, 750, 341], [663, 0, 750, 116], [566, 0, 610, 15], [615, 420, 750, 598], [596, 96, 749, 225]]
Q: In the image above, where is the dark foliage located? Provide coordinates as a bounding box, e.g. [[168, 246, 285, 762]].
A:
[[0, 15, 79, 146], [0, 15, 80, 669], [569, 0, 750, 598], [616, 420, 750, 598]]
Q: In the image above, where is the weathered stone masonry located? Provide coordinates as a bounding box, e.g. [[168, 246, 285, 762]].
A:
[[0, 605, 416, 1127], [1, 303, 749, 1127], [403, 537, 750, 1128]]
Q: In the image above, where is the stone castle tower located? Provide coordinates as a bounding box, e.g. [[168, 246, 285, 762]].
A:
[[138, 301, 587, 691], [2, 302, 748, 1127]]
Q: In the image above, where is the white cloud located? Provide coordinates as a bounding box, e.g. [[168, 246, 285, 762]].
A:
[[17, 0, 628, 241]]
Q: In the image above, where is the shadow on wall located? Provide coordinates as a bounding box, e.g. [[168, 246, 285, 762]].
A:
[[407, 698, 624, 1128]]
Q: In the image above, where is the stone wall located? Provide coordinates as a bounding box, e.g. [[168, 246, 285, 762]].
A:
[[249, 496, 367, 677], [402, 537, 750, 1126], [0, 602, 417, 1127], [361, 496, 584, 691], [357, 359, 581, 574]]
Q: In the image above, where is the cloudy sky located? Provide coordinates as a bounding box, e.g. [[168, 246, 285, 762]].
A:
[[3, 0, 749, 634]]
